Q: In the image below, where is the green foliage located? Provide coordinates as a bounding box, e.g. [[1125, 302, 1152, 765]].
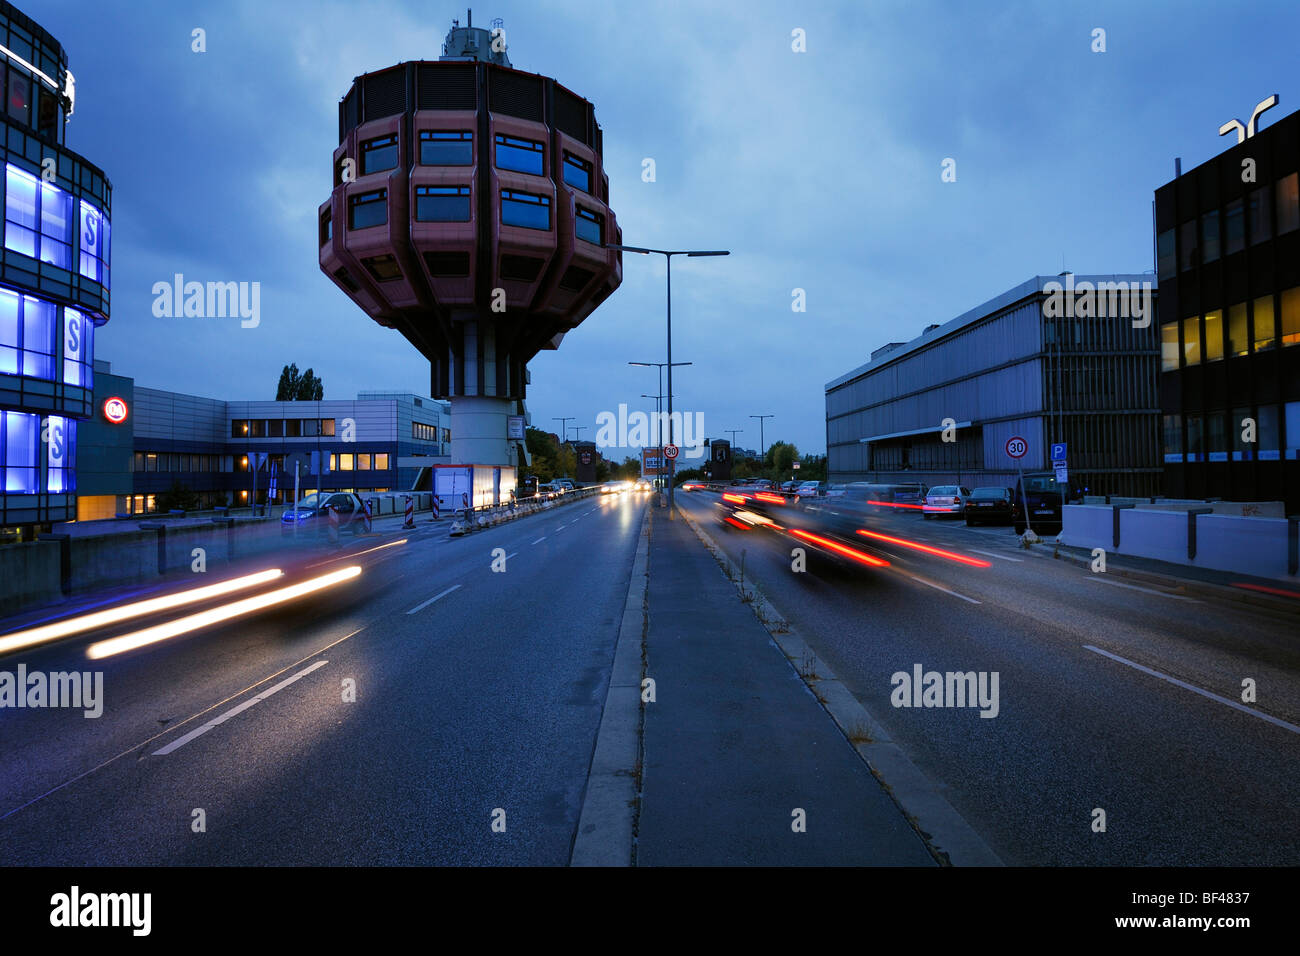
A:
[[276, 363, 324, 401], [155, 479, 200, 513]]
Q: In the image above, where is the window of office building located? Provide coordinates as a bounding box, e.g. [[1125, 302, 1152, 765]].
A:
[[420, 130, 472, 165], [1156, 229, 1175, 280], [7, 68, 30, 125], [0, 288, 55, 379], [349, 189, 387, 229], [1206, 413, 1227, 461], [1203, 310, 1223, 361], [1225, 198, 1245, 255], [1276, 172, 1299, 235], [1186, 416, 1203, 462], [1160, 321, 1179, 371], [1249, 185, 1271, 244], [361, 135, 398, 175], [495, 134, 543, 175], [250, 419, 266, 438], [1258, 405, 1280, 460], [357, 453, 371, 470], [501, 189, 550, 230], [1281, 286, 1300, 346], [576, 206, 603, 244], [338, 453, 354, 471], [563, 152, 593, 193], [415, 185, 470, 222], [78, 200, 110, 288], [319, 210, 331, 246], [1227, 302, 1248, 357], [1201, 210, 1220, 263], [1286, 402, 1300, 460], [362, 254, 403, 282], [62, 307, 93, 386], [321, 419, 336, 437], [375, 453, 389, 470], [1, 410, 38, 492], [1253, 295, 1275, 351], [5, 165, 73, 268], [231, 419, 248, 437], [285, 419, 301, 438], [1181, 316, 1200, 366], [1179, 219, 1198, 271]]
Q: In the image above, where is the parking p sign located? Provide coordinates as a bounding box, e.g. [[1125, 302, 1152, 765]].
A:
[[1051, 442, 1068, 464]]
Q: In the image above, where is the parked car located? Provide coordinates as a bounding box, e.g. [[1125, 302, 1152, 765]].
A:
[[857, 482, 929, 513], [1013, 472, 1065, 534], [780, 480, 801, 493], [923, 485, 972, 519], [965, 486, 1014, 525], [551, 479, 575, 493], [281, 492, 365, 536], [823, 483, 847, 499]]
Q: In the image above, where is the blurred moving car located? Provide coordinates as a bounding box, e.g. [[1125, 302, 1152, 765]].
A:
[[1013, 472, 1065, 534], [780, 480, 801, 493], [281, 492, 365, 536], [599, 480, 628, 494], [795, 480, 823, 497], [681, 480, 706, 491], [633, 478, 654, 493], [964, 487, 1014, 525], [551, 479, 575, 493], [923, 485, 972, 518]]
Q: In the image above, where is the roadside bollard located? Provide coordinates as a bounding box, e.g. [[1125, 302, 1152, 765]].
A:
[[404, 495, 415, 529], [363, 498, 373, 533], [328, 505, 340, 546], [432, 496, 441, 521]]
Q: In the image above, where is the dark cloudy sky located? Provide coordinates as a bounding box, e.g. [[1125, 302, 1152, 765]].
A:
[[36, 0, 1300, 461]]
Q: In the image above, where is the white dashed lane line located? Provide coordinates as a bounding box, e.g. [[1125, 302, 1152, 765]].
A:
[[406, 584, 462, 615], [969, 549, 1023, 563], [1086, 577, 1200, 602], [532, 537, 546, 544], [153, 660, 331, 756]]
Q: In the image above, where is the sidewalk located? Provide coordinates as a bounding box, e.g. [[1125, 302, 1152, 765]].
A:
[[634, 507, 935, 865]]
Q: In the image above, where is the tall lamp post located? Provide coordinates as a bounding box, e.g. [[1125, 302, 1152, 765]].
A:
[[612, 245, 729, 520], [750, 414, 774, 465], [630, 360, 691, 489]]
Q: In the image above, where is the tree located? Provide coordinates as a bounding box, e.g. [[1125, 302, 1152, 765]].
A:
[[276, 363, 324, 400], [766, 441, 799, 477], [155, 479, 200, 514]]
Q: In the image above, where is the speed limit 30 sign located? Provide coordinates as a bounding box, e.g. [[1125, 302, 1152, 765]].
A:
[[663, 443, 680, 460], [1005, 436, 1028, 459]]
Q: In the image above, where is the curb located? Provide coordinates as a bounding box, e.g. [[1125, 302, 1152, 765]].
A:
[[1043, 540, 1300, 617], [676, 502, 1002, 867], [570, 506, 650, 866]]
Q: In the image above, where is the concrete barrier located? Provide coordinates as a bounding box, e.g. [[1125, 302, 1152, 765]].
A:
[[0, 540, 63, 615], [1061, 504, 1296, 579]]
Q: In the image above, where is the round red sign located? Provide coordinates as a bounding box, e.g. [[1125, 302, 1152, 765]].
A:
[[103, 396, 129, 424]]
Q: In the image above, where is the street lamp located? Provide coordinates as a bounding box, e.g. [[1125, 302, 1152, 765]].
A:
[[750, 414, 774, 463], [629, 360, 691, 451], [612, 244, 729, 519], [570, 425, 587, 442]]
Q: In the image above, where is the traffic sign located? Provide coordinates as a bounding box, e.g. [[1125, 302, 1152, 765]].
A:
[[792, 461, 801, 470], [1005, 436, 1028, 459], [663, 443, 680, 460], [1051, 442, 1068, 463], [1054, 464, 1069, 483]]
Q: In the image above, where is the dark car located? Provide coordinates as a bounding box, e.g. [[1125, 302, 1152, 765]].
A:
[[1013, 472, 1065, 534], [965, 486, 1014, 526], [281, 492, 366, 536]]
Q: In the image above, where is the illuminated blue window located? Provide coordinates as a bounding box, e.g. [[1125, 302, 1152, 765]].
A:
[[45, 415, 75, 493], [501, 190, 549, 230], [563, 153, 592, 193], [349, 189, 387, 229], [2, 410, 38, 493], [420, 130, 472, 166], [78, 200, 111, 288], [4, 165, 73, 268], [495, 135, 543, 175], [0, 288, 55, 380], [576, 206, 603, 244], [361, 135, 398, 175], [415, 185, 470, 222], [62, 308, 93, 387]]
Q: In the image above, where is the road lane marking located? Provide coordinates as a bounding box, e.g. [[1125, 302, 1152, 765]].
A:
[[969, 549, 1022, 562], [532, 537, 546, 544], [406, 584, 462, 614], [1082, 645, 1300, 736], [504, 552, 518, 561], [899, 571, 982, 604], [153, 660, 331, 756], [1086, 577, 1200, 602]]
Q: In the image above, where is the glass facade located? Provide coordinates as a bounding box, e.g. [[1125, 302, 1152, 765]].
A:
[[419, 130, 472, 165], [349, 189, 387, 229], [495, 134, 543, 175], [415, 185, 470, 222], [501, 189, 549, 230]]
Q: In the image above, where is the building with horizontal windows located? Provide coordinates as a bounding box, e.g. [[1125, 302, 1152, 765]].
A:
[[1155, 103, 1300, 510], [73, 366, 451, 516], [827, 275, 1162, 497], [0, 1, 110, 535]]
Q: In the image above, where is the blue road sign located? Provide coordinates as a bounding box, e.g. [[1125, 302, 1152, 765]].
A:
[[1051, 442, 1068, 463]]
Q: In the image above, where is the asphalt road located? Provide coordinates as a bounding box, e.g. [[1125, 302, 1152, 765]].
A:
[[0, 492, 647, 865], [678, 490, 1300, 866]]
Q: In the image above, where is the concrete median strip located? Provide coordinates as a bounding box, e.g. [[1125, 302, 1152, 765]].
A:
[[675, 503, 1002, 867], [571, 508, 650, 866]]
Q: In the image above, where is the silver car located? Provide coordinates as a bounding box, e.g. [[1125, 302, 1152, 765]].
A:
[[923, 485, 972, 518]]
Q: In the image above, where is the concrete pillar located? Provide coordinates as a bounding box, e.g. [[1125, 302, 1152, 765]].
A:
[[450, 396, 513, 466]]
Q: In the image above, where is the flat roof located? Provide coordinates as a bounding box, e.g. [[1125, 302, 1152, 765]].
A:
[[825, 273, 1154, 392]]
